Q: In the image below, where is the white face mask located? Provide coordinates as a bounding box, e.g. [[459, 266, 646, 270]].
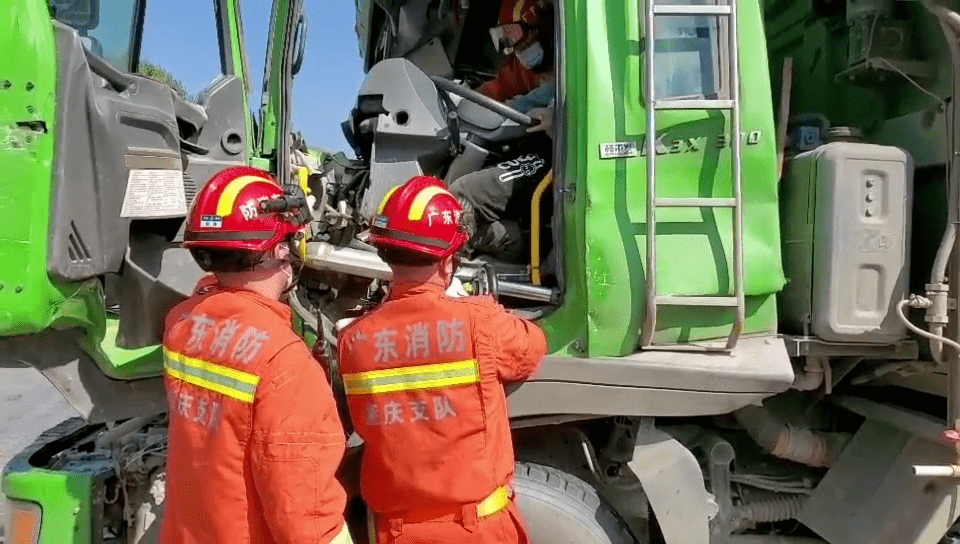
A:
[[516, 40, 545, 69], [280, 263, 295, 292]]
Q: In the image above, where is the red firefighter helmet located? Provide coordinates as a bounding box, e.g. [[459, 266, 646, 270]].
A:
[[499, 0, 546, 26], [183, 166, 308, 255], [368, 176, 468, 260]]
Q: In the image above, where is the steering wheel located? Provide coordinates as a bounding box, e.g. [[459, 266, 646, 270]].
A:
[[430, 76, 534, 127]]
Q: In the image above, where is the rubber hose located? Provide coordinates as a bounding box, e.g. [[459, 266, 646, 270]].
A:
[[734, 495, 806, 524], [735, 405, 850, 468]]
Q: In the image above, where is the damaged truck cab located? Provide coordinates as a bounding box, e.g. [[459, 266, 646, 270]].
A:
[[5, 0, 960, 543]]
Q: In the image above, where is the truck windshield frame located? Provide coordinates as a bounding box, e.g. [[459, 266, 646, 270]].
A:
[[53, 0, 146, 73]]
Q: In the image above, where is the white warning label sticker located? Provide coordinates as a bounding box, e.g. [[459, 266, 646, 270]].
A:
[[120, 169, 187, 218]]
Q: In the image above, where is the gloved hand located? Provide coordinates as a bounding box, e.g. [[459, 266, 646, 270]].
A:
[[446, 277, 470, 297], [526, 105, 555, 139]]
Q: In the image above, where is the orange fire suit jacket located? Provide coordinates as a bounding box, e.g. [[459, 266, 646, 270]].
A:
[[477, 57, 552, 104], [161, 280, 350, 544], [337, 279, 547, 542]]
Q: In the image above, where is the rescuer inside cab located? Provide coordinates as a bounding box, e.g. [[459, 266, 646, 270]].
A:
[[337, 176, 548, 543], [450, 0, 556, 263], [161, 166, 352, 544]]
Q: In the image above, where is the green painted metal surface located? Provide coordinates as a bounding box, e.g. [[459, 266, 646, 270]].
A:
[[0, 0, 256, 382], [537, 0, 784, 356], [0, 0, 81, 338], [2, 469, 93, 543], [225, 0, 256, 159], [95, 315, 163, 379], [257, 0, 291, 162]]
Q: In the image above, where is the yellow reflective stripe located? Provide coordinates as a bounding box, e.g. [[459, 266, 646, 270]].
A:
[[163, 348, 260, 404], [216, 175, 272, 217], [332, 522, 354, 544], [367, 508, 377, 544], [365, 487, 508, 536], [477, 485, 511, 518], [377, 185, 402, 215], [407, 186, 451, 221], [342, 359, 479, 395], [513, 0, 528, 22]]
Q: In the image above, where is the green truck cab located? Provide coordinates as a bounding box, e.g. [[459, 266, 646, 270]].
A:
[[3, 0, 960, 542]]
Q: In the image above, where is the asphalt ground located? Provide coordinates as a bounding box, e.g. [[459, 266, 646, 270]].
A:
[[0, 365, 76, 542]]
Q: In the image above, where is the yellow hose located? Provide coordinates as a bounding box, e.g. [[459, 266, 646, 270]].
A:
[[297, 167, 311, 260], [530, 169, 554, 285]]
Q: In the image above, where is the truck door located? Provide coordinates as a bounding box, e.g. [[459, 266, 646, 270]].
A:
[[571, 0, 783, 356], [0, 0, 257, 422]]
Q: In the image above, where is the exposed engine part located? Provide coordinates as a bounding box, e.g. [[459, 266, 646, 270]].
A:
[[729, 474, 813, 495], [926, 280, 952, 364], [304, 240, 559, 303], [733, 495, 806, 526], [791, 356, 826, 392], [129, 470, 165, 543], [735, 405, 851, 468], [496, 281, 558, 303], [917, 4, 960, 366], [822, 126, 864, 142], [897, 296, 960, 355], [703, 436, 736, 544], [95, 416, 155, 449], [289, 287, 324, 334], [306, 241, 393, 280], [580, 417, 646, 488], [598, 416, 641, 464]]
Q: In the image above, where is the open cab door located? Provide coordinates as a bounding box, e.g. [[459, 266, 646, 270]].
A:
[[0, 0, 301, 423], [256, 0, 306, 186]]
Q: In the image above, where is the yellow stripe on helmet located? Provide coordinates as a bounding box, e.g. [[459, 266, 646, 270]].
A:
[[377, 185, 402, 216], [216, 175, 274, 217], [513, 0, 528, 22], [408, 186, 452, 221]]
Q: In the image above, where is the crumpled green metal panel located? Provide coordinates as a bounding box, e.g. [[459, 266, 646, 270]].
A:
[[0, 0, 89, 338], [558, 0, 785, 356]]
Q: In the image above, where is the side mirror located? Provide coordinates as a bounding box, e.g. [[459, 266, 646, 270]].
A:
[[292, 12, 308, 76], [50, 0, 100, 31]]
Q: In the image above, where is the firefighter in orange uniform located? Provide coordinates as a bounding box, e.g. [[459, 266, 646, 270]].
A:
[[337, 176, 548, 543], [162, 166, 352, 544]]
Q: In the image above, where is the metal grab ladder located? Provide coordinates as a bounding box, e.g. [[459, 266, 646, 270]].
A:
[[639, 0, 745, 351]]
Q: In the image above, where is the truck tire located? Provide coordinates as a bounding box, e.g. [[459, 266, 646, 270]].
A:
[[514, 462, 639, 544]]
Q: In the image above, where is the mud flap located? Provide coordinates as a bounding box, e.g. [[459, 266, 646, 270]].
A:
[[627, 425, 709, 544], [798, 418, 960, 544]]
